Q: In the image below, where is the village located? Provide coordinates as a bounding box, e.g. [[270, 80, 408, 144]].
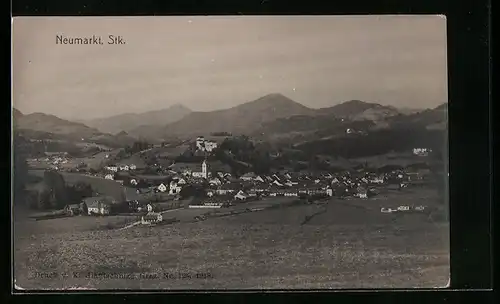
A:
[[25, 136, 435, 227]]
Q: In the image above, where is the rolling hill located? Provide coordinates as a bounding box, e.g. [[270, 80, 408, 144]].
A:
[[82, 104, 192, 134], [253, 100, 402, 142], [317, 100, 401, 121], [293, 104, 448, 158], [13, 110, 103, 139], [159, 93, 316, 137]]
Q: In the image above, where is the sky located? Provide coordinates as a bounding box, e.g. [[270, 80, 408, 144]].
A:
[[12, 15, 448, 120]]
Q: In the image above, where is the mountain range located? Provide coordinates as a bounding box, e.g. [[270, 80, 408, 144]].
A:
[[12, 93, 447, 144], [80, 104, 192, 135]]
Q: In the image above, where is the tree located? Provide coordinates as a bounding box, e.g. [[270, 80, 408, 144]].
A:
[[42, 170, 69, 209], [36, 183, 52, 210]]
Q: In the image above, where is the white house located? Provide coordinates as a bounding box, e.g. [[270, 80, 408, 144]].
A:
[[209, 178, 222, 186], [195, 136, 218, 152], [84, 197, 113, 215], [272, 180, 284, 187], [130, 179, 138, 186], [158, 183, 167, 193], [106, 165, 118, 172], [326, 188, 333, 197], [234, 190, 248, 200], [104, 174, 114, 180], [284, 191, 299, 197], [413, 148, 431, 156], [169, 181, 182, 195], [141, 212, 163, 224], [254, 176, 265, 183]]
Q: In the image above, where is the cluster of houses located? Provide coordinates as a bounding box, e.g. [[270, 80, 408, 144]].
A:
[[56, 144, 434, 217], [107, 159, 432, 210], [195, 136, 218, 152], [413, 148, 432, 156], [105, 163, 138, 173], [27, 152, 71, 170], [380, 205, 426, 213], [64, 196, 116, 216]]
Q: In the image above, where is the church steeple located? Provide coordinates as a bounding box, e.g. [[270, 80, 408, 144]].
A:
[[201, 159, 208, 179]]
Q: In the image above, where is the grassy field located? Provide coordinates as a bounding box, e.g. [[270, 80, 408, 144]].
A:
[[14, 187, 449, 290], [28, 170, 125, 201]]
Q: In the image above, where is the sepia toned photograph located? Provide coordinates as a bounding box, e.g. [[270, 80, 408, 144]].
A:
[[12, 16, 449, 290]]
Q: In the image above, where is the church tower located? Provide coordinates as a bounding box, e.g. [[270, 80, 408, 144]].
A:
[[201, 159, 208, 179]]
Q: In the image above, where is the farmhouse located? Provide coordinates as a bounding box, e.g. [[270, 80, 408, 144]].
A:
[[141, 212, 163, 224], [157, 183, 168, 193], [169, 181, 183, 195], [234, 190, 248, 200], [84, 196, 114, 215], [356, 187, 368, 199]]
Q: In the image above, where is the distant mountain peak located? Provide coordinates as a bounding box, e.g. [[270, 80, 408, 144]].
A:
[[82, 103, 192, 134], [157, 93, 315, 137], [241, 93, 307, 109], [116, 130, 129, 136]]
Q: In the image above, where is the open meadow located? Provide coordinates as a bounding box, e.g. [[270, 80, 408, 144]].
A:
[[14, 188, 449, 290], [28, 170, 125, 200]]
